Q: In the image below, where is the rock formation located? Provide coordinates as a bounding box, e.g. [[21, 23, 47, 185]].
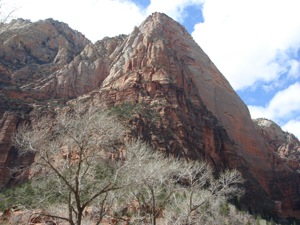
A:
[[88, 13, 300, 219], [0, 18, 89, 86], [0, 12, 300, 220], [254, 118, 300, 170], [0, 18, 89, 189]]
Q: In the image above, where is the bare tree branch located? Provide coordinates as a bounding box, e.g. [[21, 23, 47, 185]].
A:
[[13, 104, 126, 225]]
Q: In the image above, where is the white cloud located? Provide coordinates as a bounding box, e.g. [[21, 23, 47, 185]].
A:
[[249, 82, 300, 120], [287, 59, 300, 78], [282, 119, 300, 139], [268, 83, 300, 119], [192, 0, 300, 90], [248, 82, 300, 138], [6, 0, 205, 42], [248, 105, 268, 119], [6, 0, 146, 42], [146, 0, 203, 22]]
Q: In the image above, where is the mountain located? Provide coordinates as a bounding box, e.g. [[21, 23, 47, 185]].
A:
[[0, 18, 90, 187], [0, 13, 299, 221]]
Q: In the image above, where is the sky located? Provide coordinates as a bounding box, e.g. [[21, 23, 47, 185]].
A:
[[2, 0, 300, 139]]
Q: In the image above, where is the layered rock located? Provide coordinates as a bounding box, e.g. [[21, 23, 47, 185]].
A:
[[0, 18, 90, 189], [89, 13, 300, 219], [0, 18, 129, 101], [0, 18, 126, 189], [0, 112, 18, 186], [28, 34, 127, 98], [0, 18, 89, 86]]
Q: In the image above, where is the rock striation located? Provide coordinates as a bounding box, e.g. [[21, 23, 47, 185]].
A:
[[0, 13, 300, 220], [0, 18, 89, 86], [90, 13, 300, 219], [0, 18, 89, 189], [0, 112, 18, 186]]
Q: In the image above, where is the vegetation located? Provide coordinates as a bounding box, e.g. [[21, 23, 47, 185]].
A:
[[0, 104, 253, 224], [109, 102, 159, 122], [13, 104, 126, 225]]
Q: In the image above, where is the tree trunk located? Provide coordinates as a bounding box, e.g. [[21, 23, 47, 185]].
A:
[[150, 186, 156, 225], [77, 208, 83, 225]]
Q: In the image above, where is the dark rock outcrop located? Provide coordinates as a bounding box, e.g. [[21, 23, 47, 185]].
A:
[[0, 112, 18, 186]]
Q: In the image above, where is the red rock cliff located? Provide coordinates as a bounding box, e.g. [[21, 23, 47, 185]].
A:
[[0, 18, 128, 189], [88, 13, 300, 219]]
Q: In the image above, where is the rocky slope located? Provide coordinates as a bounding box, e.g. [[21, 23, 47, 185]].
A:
[[0, 18, 89, 87], [0, 13, 300, 220], [0, 18, 128, 188], [0, 18, 88, 188], [254, 118, 300, 170]]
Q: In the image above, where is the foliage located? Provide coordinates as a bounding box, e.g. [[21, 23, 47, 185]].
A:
[[109, 102, 159, 122], [0, 182, 34, 211], [220, 201, 230, 216]]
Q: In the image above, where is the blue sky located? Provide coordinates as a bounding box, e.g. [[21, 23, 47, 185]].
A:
[[3, 0, 300, 138]]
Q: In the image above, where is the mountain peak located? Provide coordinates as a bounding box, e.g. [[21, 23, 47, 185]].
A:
[[142, 12, 174, 25], [139, 12, 191, 39]]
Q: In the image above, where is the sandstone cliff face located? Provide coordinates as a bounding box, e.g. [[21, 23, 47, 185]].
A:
[[29, 34, 127, 98], [90, 13, 300, 219], [0, 18, 89, 87], [1, 13, 300, 220], [0, 18, 129, 100], [0, 112, 18, 186], [0, 18, 90, 189], [0, 19, 128, 189]]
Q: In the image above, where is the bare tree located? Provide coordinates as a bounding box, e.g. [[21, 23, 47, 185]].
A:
[[14, 104, 126, 225], [119, 141, 244, 225], [0, 0, 17, 23], [119, 141, 183, 225], [165, 162, 245, 225], [12, 104, 245, 225]]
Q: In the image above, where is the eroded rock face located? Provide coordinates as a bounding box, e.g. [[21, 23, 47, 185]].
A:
[[0, 18, 90, 189], [1, 13, 300, 220], [0, 112, 18, 187], [0, 19, 129, 189], [254, 118, 300, 170], [0, 18, 90, 86], [30, 34, 127, 98], [0, 18, 129, 100]]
